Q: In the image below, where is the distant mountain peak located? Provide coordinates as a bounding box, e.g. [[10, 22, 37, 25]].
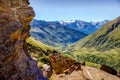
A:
[[60, 20, 75, 25]]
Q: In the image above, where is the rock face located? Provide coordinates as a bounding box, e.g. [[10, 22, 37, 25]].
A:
[[100, 65, 117, 75], [0, 0, 45, 80], [41, 64, 53, 78], [49, 54, 81, 74]]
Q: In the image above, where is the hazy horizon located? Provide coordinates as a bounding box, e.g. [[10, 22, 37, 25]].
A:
[[30, 0, 120, 21]]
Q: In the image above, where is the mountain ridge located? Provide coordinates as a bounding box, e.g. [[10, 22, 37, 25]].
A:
[[68, 17, 120, 51], [30, 19, 109, 49]]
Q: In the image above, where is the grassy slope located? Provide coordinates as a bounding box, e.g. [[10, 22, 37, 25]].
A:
[[27, 37, 54, 52], [65, 17, 120, 71], [26, 37, 59, 66], [67, 17, 120, 51]]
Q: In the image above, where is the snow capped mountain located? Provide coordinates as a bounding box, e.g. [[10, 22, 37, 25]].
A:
[[59, 20, 109, 34], [60, 20, 75, 25]]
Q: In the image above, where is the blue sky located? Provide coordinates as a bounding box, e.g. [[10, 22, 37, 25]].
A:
[[30, 0, 120, 21]]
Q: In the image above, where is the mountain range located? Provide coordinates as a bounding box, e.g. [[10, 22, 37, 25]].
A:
[[30, 19, 109, 48], [60, 20, 109, 34]]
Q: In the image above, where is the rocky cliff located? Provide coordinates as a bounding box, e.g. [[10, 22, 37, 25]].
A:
[[0, 0, 45, 80]]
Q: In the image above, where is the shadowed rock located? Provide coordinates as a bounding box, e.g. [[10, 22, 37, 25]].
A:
[[100, 65, 117, 75], [117, 72, 120, 78]]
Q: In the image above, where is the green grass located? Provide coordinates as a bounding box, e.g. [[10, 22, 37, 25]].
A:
[[85, 62, 101, 69], [26, 37, 54, 52], [65, 48, 120, 71], [26, 37, 59, 65]]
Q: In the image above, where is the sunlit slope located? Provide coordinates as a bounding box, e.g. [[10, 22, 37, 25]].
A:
[[26, 37, 58, 65], [67, 17, 120, 52]]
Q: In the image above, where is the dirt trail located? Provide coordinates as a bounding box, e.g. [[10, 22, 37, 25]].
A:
[[51, 66, 120, 80]]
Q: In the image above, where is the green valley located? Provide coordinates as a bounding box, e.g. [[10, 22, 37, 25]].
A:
[[65, 17, 120, 71], [28, 17, 120, 71]]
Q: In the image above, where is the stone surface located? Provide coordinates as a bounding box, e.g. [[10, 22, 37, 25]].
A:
[[41, 64, 53, 78], [49, 54, 80, 74], [49, 54, 120, 80], [51, 66, 120, 80], [0, 0, 45, 80]]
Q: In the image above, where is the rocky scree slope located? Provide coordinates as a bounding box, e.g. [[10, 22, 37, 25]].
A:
[[0, 0, 46, 80]]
